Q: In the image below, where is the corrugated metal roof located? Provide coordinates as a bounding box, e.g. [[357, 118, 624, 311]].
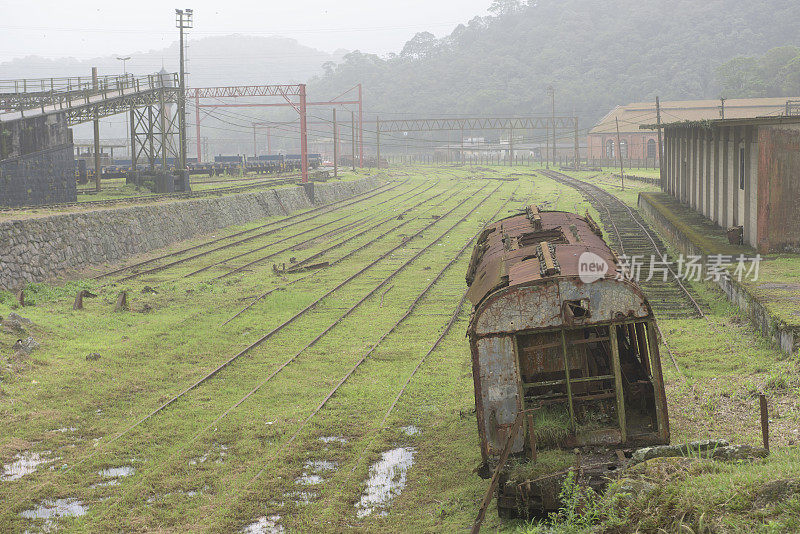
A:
[[466, 208, 619, 306], [590, 97, 799, 135]]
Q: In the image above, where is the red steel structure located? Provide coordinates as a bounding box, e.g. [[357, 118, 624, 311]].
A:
[[192, 83, 364, 180]]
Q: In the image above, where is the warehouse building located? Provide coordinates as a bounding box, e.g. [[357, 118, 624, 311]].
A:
[[656, 116, 800, 253], [588, 97, 798, 166]]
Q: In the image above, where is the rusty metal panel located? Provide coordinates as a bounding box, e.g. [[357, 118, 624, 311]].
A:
[[466, 210, 619, 307], [472, 279, 650, 336], [475, 336, 526, 456]]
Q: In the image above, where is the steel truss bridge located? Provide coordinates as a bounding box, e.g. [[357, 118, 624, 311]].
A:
[[0, 73, 181, 172]]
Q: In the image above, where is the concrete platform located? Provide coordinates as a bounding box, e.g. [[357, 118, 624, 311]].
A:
[[639, 191, 800, 354]]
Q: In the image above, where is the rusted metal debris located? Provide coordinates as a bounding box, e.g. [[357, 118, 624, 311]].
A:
[[273, 262, 329, 275], [760, 393, 769, 453]]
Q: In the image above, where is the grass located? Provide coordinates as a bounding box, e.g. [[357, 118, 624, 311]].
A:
[[1, 164, 798, 533]]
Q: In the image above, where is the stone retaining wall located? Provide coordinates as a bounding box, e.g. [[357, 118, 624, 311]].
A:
[[0, 177, 383, 290], [639, 192, 799, 354]]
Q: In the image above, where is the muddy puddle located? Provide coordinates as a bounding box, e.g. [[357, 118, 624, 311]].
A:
[[2, 452, 48, 481], [20, 498, 87, 530], [355, 447, 415, 518], [242, 514, 285, 534]]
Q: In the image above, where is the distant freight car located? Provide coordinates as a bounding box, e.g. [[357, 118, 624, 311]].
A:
[[466, 206, 670, 516]]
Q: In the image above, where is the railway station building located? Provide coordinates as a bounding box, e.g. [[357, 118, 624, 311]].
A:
[[655, 115, 800, 253], [588, 98, 798, 167]]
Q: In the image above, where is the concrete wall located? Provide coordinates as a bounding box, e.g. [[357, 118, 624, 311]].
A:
[[0, 143, 77, 206], [639, 193, 799, 354], [0, 177, 382, 290], [0, 112, 77, 206], [663, 124, 759, 249]]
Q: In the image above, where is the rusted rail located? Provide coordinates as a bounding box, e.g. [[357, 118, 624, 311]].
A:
[[220, 181, 466, 325], [94, 178, 406, 280]]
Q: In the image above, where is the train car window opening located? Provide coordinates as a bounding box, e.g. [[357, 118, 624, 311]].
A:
[[565, 299, 590, 319]]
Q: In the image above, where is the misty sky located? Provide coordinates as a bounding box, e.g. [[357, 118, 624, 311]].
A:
[[0, 0, 491, 63]]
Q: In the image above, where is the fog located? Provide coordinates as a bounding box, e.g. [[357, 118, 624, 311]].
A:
[[0, 0, 490, 63]]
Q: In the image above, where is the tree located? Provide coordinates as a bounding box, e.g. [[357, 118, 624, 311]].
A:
[[488, 0, 523, 15], [400, 32, 440, 60]]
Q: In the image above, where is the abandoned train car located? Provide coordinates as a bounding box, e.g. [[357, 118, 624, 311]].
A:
[[466, 206, 670, 515]]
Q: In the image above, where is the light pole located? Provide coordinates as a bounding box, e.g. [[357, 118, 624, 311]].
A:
[[117, 56, 131, 160], [176, 8, 193, 172]]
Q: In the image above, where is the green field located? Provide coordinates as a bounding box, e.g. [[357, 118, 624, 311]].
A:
[[1, 165, 798, 533]]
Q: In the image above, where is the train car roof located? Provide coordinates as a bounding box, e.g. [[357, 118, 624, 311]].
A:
[[465, 206, 620, 306]]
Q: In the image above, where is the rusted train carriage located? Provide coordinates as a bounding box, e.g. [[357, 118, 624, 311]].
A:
[[466, 206, 670, 514]]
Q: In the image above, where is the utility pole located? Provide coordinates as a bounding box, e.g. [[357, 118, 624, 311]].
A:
[[92, 66, 101, 193], [252, 124, 257, 158], [720, 97, 726, 119], [509, 128, 514, 166], [616, 117, 625, 190], [358, 83, 363, 167], [176, 8, 193, 172], [656, 96, 664, 189], [299, 84, 308, 183], [376, 116, 381, 169], [548, 86, 556, 167], [116, 56, 131, 159], [333, 108, 338, 178], [545, 121, 550, 170], [266, 127, 271, 155], [351, 111, 356, 171], [573, 117, 579, 168]]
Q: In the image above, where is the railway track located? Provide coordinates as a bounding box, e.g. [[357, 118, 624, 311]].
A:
[[95, 178, 408, 281], [0, 176, 476, 523], [539, 169, 708, 320], [2, 174, 303, 212], [79, 180, 501, 527]]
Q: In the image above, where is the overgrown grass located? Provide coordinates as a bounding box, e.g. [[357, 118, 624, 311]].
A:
[[1, 164, 798, 533]]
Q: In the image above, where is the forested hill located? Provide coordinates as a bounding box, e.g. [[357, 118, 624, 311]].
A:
[[308, 0, 800, 126]]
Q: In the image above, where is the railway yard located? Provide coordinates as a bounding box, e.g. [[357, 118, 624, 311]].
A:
[[1, 165, 799, 532]]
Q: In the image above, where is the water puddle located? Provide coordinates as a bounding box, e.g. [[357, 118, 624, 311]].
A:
[[318, 436, 348, 444], [401, 426, 421, 436], [295, 459, 338, 486], [242, 514, 285, 534], [99, 466, 135, 478], [295, 473, 323, 485], [189, 452, 209, 465], [52, 427, 77, 433], [20, 498, 86, 530], [283, 490, 317, 505], [90, 479, 119, 489], [305, 460, 337, 472], [355, 447, 415, 518], [2, 452, 47, 481]]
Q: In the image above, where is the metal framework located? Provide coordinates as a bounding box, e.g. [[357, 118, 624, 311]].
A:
[[0, 73, 183, 184], [0, 73, 179, 125], [193, 83, 364, 170], [130, 92, 180, 171], [373, 116, 576, 132]]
